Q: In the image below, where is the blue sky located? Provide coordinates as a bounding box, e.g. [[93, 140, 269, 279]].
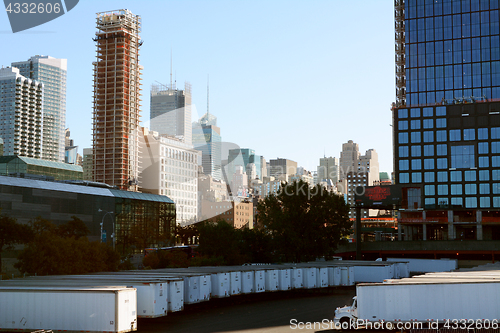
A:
[[1, 0, 396, 175]]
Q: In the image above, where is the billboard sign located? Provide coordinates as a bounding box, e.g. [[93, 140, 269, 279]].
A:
[[354, 185, 402, 209]]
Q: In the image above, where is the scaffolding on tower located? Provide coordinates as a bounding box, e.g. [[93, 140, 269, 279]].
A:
[[92, 9, 142, 191]]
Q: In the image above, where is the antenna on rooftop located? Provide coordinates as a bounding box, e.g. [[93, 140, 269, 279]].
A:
[[170, 48, 173, 89]]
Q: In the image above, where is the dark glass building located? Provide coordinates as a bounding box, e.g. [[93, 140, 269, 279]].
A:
[[0, 176, 176, 254], [393, 0, 500, 242]]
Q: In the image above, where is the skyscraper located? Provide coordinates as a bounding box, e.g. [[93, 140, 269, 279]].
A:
[[226, 148, 262, 184], [150, 82, 192, 145], [339, 140, 379, 218], [317, 156, 339, 184], [193, 112, 222, 181], [393, 0, 500, 241], [12, 55, 67, 162], [92, 9, 142, 191], [0, 67, 43, 158]]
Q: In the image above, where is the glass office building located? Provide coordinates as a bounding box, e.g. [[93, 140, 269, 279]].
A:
[[193, 112, 222, 181], [393, 0, 500, 241]]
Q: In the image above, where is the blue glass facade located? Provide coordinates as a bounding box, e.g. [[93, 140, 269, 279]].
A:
[[395, 103, 500, 209], [394, 0, 500, 241], [405, 0, 500, 107]]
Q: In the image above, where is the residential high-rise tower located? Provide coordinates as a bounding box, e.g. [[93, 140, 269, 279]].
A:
[[92, 9, 142, 190], [12, 55, 67, 162], [0, 67, 43, 158]]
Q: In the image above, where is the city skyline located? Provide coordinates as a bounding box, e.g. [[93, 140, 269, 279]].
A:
[[0, 1, 395, 174]]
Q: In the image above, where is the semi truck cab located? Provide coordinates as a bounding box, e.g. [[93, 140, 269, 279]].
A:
[[334, 296, 357, 326]]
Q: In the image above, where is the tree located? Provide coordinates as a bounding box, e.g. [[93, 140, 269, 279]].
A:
[[256, 180, 351, 262], [196, 220, 247, 265], [0, 215, 33, 274], [15, 218, 119, 275], [175, 224, 199, 245], [57, 216, 90, 239]]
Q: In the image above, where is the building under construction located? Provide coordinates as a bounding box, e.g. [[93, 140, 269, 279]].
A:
[[92, 9, 142, 191]]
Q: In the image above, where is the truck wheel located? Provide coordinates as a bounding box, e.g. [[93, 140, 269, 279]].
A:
[[340, 317, 351, 330]]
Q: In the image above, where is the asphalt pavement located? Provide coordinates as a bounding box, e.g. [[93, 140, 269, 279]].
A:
[[137, 287, 356, 333]]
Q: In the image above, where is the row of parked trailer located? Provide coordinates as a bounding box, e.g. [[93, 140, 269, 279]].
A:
[[0, 258, 457, 333]]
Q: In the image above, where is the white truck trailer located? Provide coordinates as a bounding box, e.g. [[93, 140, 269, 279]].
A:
[[0, 286, 137, 333], [0, 277, 170, 318], [334, 280, 500, 329]]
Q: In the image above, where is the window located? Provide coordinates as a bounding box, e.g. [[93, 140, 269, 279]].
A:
[[478, 142, 489, 154], [399, 146, 409, 157], [450, 145, 475, 168], [411, 132, 421, 143], [425, 185, 435, 195], [411, 120, 421, 129], [451, 184, 462, 195], [400, 159, 409, 170], [400, 173, 410, 183], [465, 184, 477, 195], [492, 127, 500, 139], [450, 129, 461, 141], [424, 145, 434, 156], [423, 119, 434, 128], [437, 158, 448, 169], [480, 197, 490, 208], [437, 171, 448, 182], [438, 198, 449, 207], [463, 129, 475, 141], [398, 109, 408, 118], [494, 183, 500, 194], [412, 159, 422, 170], [479, 170, 490, 181], [425, 198, 436, 207], [411, 146, 421, 157], [423, 131, 434, 142], [435, 118, 446, 128], [412, 172, 422, 183], [423, 107, 433, 117], [451, 197, 463, 207], [480, 183, 490, 194], [438, 185, 448, 195], [493, 156, 500, 167], [436, 144, 447, 155], [411, 108, 421, 117], [478, 128, 488, 140], [425, 172, 435, 182], [492, 142, 500, 153], [436, 106, 446, 116], [424, 158, 435, 169], [450, 171, 462, 182], [436, 130, 447, 141], [479, 156, 489, 168], [465, 170, 477, 181], [399, 120, 409, 130], [399, 132, 409, 144], [465, 197, 477, 208]]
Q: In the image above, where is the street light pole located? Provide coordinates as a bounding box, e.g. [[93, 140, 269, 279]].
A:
[[98, 209, 114, 248]]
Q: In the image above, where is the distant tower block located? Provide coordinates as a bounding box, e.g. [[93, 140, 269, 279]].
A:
[[92, 9, 142, 190]]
